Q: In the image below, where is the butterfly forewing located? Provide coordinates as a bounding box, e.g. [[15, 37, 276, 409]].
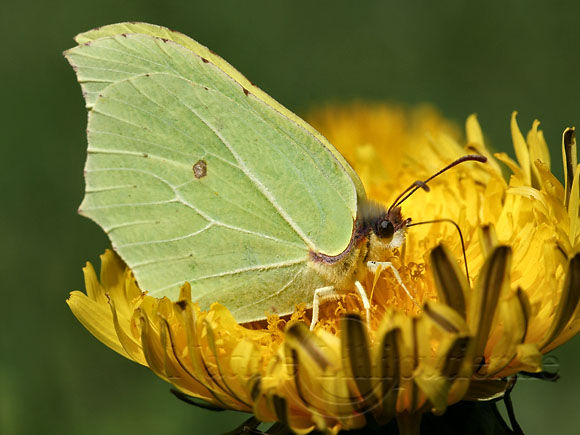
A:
[[66, 26, 361, 321]]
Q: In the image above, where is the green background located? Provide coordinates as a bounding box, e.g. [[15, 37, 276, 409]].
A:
[[2, 1, 579, 434]]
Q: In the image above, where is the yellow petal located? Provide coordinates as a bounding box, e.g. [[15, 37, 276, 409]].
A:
[[67, 291, 129, 358], [540, 253, 580, 351], [527, 120, 548, 188], [466, 114, 484, 146], [430, 245, 468, 318], [340, 314, 376, 412], [482, 290, 529, 376], [99, 249, 126, 291], [511, 111, 531, 185], [83, 261, 105, 303], [513, 343, 542, 372], [468, 246, 511, 364], [568, 164, 580, 245], [372, 324, 401, 424]]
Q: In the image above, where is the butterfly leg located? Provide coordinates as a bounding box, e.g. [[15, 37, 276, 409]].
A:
[[311, 286, 339, 330], [354, 281, 371, 328], [366, 261, 421, 309]]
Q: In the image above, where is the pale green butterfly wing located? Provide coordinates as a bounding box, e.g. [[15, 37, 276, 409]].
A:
[[65, 24, 364, 322]]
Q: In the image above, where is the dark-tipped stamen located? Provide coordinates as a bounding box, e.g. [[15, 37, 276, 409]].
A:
[[388, 154, 487, 213], [407, 218, 470, 285]]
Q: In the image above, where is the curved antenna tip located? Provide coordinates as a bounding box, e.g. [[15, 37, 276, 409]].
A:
[[462, 154, 487, 163]]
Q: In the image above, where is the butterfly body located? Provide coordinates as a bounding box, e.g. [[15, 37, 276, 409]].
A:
[[67, 23, 469, 324]]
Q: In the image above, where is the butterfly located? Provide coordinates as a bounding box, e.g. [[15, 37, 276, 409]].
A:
[[65, 22, 485, 327]]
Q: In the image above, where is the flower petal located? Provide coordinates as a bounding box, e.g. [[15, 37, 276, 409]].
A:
[[527, 120, 551, 169], [541, 253, 580, 352], [511, 112, 531, 185], [285, 322, 362, 430], [67, 290, 129, 358], [372, 323, 401, 424], [99, 249, 126, 292], [483, 288, 531, 376], [465, 114, 503, 175], [414, 335, 470, 414], [568, 164, 580, 245], [340, 314, 376, 412], [430, 245, 468, 319], [108, 294, 145, 364], [478, 225, 499, 257], [468, 246, 511, 368]]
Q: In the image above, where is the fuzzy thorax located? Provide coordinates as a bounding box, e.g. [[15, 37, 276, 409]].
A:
[[308, 199, 408, 291]]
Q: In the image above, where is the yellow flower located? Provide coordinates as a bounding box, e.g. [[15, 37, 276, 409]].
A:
[[67, 104, 580, 434]]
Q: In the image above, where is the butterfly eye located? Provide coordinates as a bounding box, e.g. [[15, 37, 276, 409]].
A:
[[376, 219, 394, 239]]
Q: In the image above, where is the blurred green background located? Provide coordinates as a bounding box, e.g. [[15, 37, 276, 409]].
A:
[[2, 1, 579, 434]]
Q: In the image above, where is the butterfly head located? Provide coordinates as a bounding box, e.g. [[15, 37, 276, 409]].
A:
[[375, 205, 410, 248], [358, 200, 410, 250]]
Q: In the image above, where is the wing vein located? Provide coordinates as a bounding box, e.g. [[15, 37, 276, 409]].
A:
[[86, 167, 303, 248], [148, 257, 306, 294], [115, 222, 213, 248], [152, 79, 316, 250], [240, 268, 304, 309], [89, 131, 241, 170]]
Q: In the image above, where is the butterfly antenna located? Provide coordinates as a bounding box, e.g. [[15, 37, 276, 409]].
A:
[[407, 218, 470, 285], [388, 154, 487, 213]]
